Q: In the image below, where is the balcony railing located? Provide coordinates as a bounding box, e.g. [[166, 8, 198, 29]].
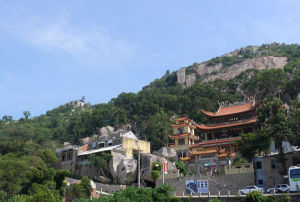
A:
[[201, 136, 241, 143], [56, 145, 81, 153], [206, 117, 255, 127]]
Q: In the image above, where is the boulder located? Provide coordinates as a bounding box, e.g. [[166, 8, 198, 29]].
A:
[[99, 126, 115, 136], [98, 176, 112, 184], [155, 147, 176, 160], [79, 137, 92, 145], [109, 153, 137, 185], [140, 153, 177, 183]]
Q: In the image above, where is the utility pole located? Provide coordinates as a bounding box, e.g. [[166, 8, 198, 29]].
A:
[[138, 147, 141, 188], [163, 161, 165, 185]]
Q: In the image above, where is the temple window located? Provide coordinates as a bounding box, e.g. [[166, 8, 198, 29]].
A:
[[178, 138, 185, 145], [229, 117, 239, 122], [178, 127, 184, 134]]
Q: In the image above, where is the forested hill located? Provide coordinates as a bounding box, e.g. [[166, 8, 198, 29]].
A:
[[0, 43, 299, 152]]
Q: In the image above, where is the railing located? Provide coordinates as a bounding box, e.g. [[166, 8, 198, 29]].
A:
[[205, 117, 255, 127], [56, 145, 81, 153]]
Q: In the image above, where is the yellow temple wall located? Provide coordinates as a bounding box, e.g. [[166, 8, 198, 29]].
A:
[[122, 137, 150, 158]]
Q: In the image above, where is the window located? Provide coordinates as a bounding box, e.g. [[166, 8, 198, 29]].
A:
[[293, 157, 300, 166], [62, 152, 66, 162], [98, 142, 105, 148], [256, 161, 262, 169], [229, 117, 239, 122], [67, 152, 72, 160], [258, 180, 263, 185], [178, 138, 185, 145], [290, 169, 300, 178], [271, 159, 278, 169], [108, 140, 113, 146], [178, 128, 184, 134]]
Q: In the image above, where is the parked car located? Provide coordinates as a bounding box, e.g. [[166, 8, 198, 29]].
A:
[[266, 184, 290, 193], [239, 186, 264, 195]]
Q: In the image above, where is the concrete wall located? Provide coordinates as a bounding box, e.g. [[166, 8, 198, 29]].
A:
[[95, 182, 126, 193], [157, 172, 255, 195], [122, 137, 150, 157], [56, 149, 77, 175], [225, 163, 254, 175]]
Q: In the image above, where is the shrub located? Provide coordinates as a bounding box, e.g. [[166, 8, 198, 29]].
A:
[[151, 170, 160, 181], [245, 191, 266, 202], [209, 199, 221, 202]]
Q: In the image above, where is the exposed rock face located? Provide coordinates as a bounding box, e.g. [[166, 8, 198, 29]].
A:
[[177, 68, 186, 86], [185, 74, 196, 87], [177, 69, 196, 88], [177, 56, 288, 87], [201, 56, 288, 82], [155, 147, 176, 160], [140, 153, 177, 183], [195, 62, 224, 75], [109, 153, 137, 185]]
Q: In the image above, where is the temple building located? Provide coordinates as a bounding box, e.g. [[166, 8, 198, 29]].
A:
[[171, 100, 259, 174], [168, 117, 199, 160]]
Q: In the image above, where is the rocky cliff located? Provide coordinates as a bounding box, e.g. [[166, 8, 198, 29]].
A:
[[177, 56, 287, 87], [175, 44, 290, 88]]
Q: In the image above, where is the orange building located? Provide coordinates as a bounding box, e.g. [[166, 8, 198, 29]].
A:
[[171, 100, 259, 174]]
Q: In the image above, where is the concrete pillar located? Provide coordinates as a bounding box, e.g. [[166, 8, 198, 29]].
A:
[[205, 132, 208, 141]]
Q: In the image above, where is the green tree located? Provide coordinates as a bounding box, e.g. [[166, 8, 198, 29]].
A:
[[23, 111, 31, 120], [238, 132, 271, 161], [289, 101, 300, 147], [257, 97, 291, 174], [65, 176, 92, 202], [143, 111, 172, 151], [88, 153, 112, 176], [175, 161, 187, 176], [151, 161, 162, 181]]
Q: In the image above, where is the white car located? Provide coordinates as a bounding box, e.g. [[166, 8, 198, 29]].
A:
[[266, 184, 290, 193], [239, 186, 264, 195]]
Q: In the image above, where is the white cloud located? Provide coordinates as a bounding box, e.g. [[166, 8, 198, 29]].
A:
[[0, 6, 135, 66]]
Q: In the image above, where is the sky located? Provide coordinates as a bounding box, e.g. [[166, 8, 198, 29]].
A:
[[1, 0, 300, 119]]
